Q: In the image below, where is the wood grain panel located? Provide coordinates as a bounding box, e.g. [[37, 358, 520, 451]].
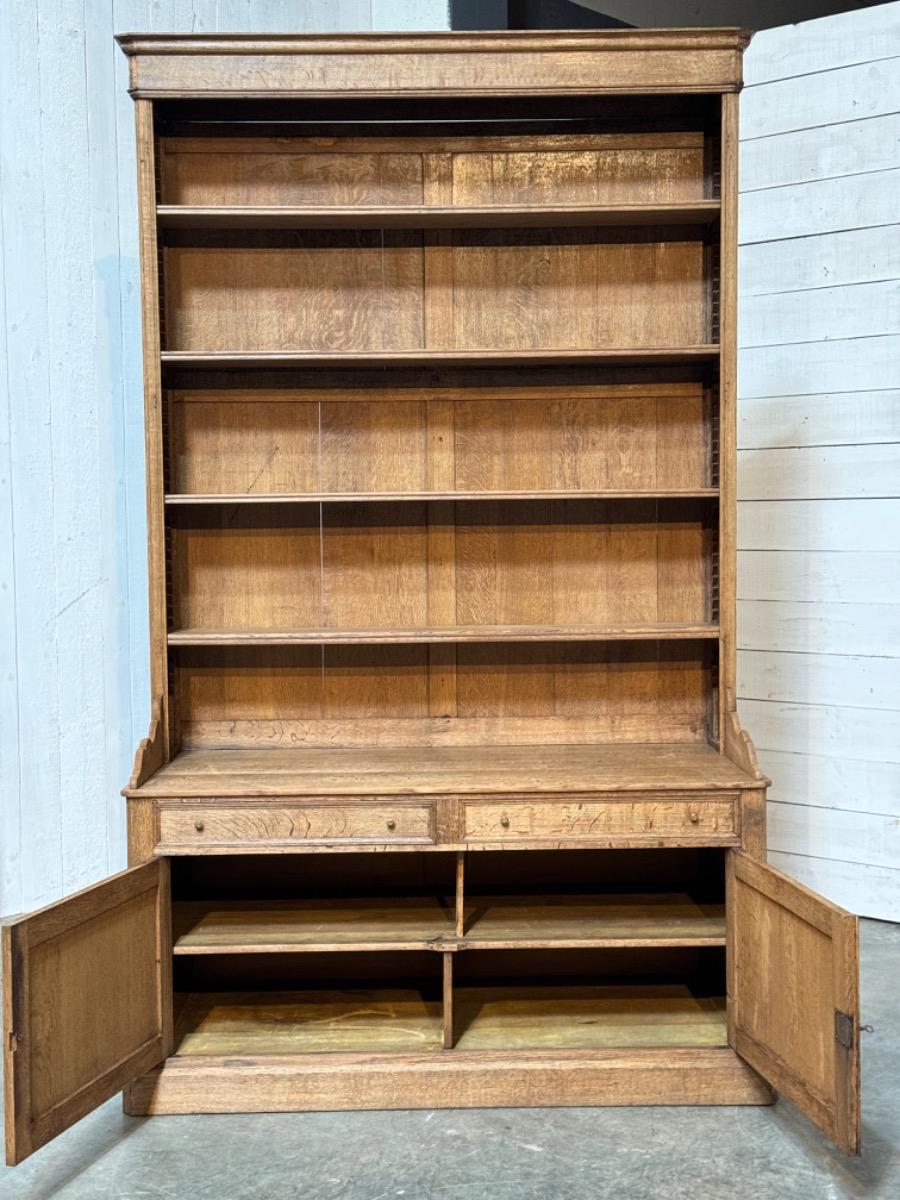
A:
[[161, 142, 424, 205], [728, 852, 860, 1154], [169, 395, 320, 495], [322, 503, 430, 628], [3, 861, 169, 1164], [164, 236, 424, 352], [171, 508, 321, 631], [450, 143, 705, 205], [159, 803, 435, 846], [448, 232, 706, 350]]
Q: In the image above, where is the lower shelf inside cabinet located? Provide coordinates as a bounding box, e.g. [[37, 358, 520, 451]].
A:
[[172, 984, 727, 1057]]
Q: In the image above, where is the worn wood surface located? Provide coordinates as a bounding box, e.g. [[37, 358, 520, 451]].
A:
[[128, 744, 761, 797], [728, 852, 860, 1154], [2, 860, 170, 1165], [170, 893, 725, 954], [125, 1046, 772, 1115]]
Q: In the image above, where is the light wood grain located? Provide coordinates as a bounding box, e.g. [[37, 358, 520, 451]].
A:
[[173, 990, 444, 1056], [157, 202, 722, 230], [454, 985, 727, 1051], [3, 861, 169, 1165], [125, 1046, 772, 1115], [127, 743, 762, 798], [728, 852, 860, 1154]]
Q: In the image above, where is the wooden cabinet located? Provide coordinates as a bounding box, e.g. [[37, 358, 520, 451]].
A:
[[3, 29, 861, 1164]]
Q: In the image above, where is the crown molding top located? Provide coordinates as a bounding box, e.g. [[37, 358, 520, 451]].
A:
[[116, 28, 751, 98], [116, 29, 753, 55]]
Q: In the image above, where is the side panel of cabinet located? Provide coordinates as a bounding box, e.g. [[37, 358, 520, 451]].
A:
[[727, 851, 860, 1154], [3, 860, 171, 1165]]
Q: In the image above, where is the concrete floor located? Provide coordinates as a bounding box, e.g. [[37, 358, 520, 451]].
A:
[[2, 918, 897, 1200]]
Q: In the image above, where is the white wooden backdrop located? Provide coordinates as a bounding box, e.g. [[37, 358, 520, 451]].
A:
[[0, 0, 449, 916], [2, 2, 898, 920], [738, 2, 900, 922]]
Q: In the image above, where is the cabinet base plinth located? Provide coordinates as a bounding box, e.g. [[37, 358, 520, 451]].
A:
[[124, 1048, 773, 1115]]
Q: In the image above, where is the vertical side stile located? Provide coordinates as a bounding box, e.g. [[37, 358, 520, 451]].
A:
[[134, 100, 170, 758], [718, 93, 740, 749]]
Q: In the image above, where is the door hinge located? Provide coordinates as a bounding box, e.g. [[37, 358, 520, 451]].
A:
[[834, 1010, 855, 1049], [7, 1030, 19, 1054]]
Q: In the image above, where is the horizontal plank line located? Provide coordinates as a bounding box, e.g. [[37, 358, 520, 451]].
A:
[[766, 797, 900, 821], [738, 496, 900, 504], [740, 277, 900, 300], [740, 104, 900, 144], [743, 51, 900, 90], [165, 489, 719, 505], [739, 162, 900, 196], [737, 693, 900, 715], [738, 644, 900, 662], [168, 624, 721, 646], [738, 330, 896, 351], [740, 220, 900, 249]]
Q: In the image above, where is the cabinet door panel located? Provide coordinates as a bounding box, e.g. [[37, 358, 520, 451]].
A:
[[3, 860, 170, 1165], [728, 852, 860, 1154]]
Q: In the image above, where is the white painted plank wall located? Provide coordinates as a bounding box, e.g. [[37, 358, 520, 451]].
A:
[[739, 3, 900, 922], [0, 0, 448, 917]]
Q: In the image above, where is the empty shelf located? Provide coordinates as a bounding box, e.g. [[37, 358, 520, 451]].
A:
[[127, 743, 763, 799], [453, 985, 727, 1052], [462, 894, 725, 948], [174, 990, 443, 1056], [173, 897, 453, 954]]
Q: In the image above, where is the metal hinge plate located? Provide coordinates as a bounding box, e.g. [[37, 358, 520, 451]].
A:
[[834, 1010, 855, 1049]]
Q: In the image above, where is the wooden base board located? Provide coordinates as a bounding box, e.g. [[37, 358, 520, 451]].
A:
[[123, 1047, 772, 1114]]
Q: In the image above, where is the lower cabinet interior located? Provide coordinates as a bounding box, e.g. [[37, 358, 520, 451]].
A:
[[169, 849, 728, 1058]]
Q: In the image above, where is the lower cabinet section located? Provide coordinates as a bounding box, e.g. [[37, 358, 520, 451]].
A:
[[3, 845, 860, 1163]]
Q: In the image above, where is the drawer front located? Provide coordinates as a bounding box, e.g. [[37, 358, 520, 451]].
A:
[[462, 798, 737, 843], [158, 803, 435, 846]]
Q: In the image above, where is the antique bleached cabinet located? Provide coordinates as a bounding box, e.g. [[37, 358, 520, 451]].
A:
[[3, 30, 861, 1165]]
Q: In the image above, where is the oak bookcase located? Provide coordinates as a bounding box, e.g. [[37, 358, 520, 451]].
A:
[[3, 30, 861, 1165]]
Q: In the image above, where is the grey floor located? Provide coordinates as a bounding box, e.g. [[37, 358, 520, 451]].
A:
[[2, 919, 897, 1200]]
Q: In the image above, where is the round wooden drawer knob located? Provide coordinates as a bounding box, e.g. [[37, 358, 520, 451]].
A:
[[500, 814, 510, 828], [194, 819, 205, 832], [689, 811, 700, 824], [386, 818, 396, 831]]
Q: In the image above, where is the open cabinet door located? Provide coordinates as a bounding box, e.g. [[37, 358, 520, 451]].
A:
[[728, 852, 860, 1154], [3, 860, 171, 1165]]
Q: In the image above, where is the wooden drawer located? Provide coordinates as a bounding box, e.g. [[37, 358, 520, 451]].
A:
[[461, 797, 738, 843], [158, 803, 435, 847]]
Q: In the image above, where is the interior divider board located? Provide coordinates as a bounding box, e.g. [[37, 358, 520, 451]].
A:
[[156, 201, 722, 230], [165, 490, 721, 504]]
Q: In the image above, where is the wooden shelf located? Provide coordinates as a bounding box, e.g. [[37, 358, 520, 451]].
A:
[[171, 985, 726, 1057], [453, 985, 727, 1052], [165, 488, 719, 506], [173, 897, 454, 954], [127, 744, 762, 799], [461, 894, 725, 949], [161, 346, 720, 371], [167, 623, 720, 647], [174, 990, 444, 1056], [157, 201, 721, 231], [171, 894, 725, 955]]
